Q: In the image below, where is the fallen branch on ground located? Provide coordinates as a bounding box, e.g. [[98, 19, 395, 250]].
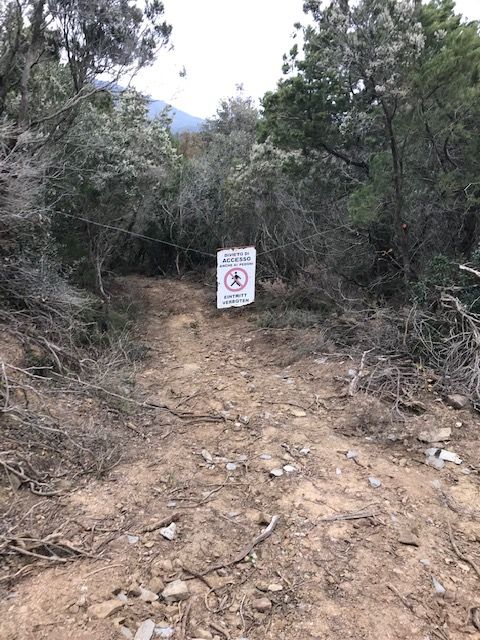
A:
[[0, 534, 94, 564], [136, 512, 183, 534], [209, 620, 231, 639], [181, 565, 213, 589], [83, 563, 124, 578], [448, 520, 480, 581], [387, 583, 416, 613], [318, 509, 378, 522], [202, 514, 280, 575], [5, 363, 225, 424], [0, 457, 61, 496], [349, 349, 372, 396], [436, 487, 480, 520], [179, 599, 193, 640]]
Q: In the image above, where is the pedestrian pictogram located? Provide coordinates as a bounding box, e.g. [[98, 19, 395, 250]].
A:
[[217, 247, 256, 309], [224, 267, 248, 292]]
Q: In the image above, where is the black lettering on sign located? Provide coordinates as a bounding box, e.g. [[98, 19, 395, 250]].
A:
[[222, 257, 252, 264]]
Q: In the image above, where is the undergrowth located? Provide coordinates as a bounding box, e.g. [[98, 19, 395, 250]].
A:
[[255, 263, 480, 413]]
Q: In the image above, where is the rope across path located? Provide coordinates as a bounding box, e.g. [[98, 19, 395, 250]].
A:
[[55, 211, 347, 258]]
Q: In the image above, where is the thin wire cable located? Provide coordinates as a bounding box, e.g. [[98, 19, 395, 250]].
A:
[[256, 225, 347, 256], [54, 211, 348, 260], [55, 211, 217, 258]]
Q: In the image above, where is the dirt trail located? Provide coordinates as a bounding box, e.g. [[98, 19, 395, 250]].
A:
[[2, 277, 480, 640]]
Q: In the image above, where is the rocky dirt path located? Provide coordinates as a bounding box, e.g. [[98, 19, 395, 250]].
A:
[[1, 277, 480, 640]]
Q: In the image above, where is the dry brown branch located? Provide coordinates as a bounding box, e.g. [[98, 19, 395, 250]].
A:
[[0, 534, 93, 564], [437, 487, 480, 520], [317, 509, 379, 522], [348, 349, 372, 396], [1, 361, 10, 411], [0, 457, 61, 496], [239, 593, 247, 634], [0, 564, 35, 584], [179, 599, 193, 640], [412, 298, 480, 399], [470, 608, 480, 631], [447, 521, 480, 581], [181, 565, 213, 589], [0, 386, 122, 495], [387, 583, 416, 613], [83, 563, 124, 578], [5, 363, 225, 423], [357, 353, 427, 419], [202, 514, 280, 576], [209, 620, 231, 639], [136, 512, 183, 534]]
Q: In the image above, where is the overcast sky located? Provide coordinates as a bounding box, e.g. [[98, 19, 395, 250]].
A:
[[131, 0, 480, 119]]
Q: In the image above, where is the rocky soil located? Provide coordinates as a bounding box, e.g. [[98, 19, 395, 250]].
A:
[[1, 277, 480, 640]]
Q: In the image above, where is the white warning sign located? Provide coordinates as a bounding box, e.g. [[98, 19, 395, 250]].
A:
[[217, 246, 256, 309]]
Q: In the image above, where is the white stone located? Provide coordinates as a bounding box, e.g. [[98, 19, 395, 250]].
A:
[[134, 619, 156, 640], [201, 449, 213, 463], [270, 468, 284, 477], [159, 523, 177, 541]]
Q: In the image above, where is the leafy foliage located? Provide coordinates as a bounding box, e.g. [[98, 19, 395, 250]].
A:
[[260, 0, 480, 291]]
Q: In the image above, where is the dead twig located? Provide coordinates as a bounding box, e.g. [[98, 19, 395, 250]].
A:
[[172, 476, 230, 509], [317, 509, 378, 522], [387, 583, 415, 613], [0, 457, 61, 496], [204, 584, 234, 614], [4, 364, 226, 424], [209, 620, 231, 639], [5, 544, 69, 563], [239, 593, 247, 634], [349, 349, 373, 396], [1, 533, 95, 565], [179, 598, 193, 640], [1, 362, 10, 411], [197, 475, 230, 505], [437, 487, 480, 520], [448, 520, 480, 581], [202, 514, 280, 576], [83, 563, 124, 578], [181, 565, 213, 589], [0, 563, 35, 584], [136, 512, 182, 535]]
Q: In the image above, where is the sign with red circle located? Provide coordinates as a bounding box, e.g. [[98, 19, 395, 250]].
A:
[[224, 267, 248, 292], [217, 246, 256, 309]]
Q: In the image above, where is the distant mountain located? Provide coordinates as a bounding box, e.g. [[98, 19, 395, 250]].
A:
[[95, 80, 204, 134], [147, 99, 204, 134]]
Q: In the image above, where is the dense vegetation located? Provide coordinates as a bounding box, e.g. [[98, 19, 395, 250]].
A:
[[0, 0, 479, 401]]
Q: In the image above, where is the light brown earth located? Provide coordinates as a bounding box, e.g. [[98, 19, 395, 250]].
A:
[[1, 277, 480, 640]]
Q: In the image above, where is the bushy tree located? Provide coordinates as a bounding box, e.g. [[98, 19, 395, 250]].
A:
[[261, 0, 480, 292], [140, 92, 260, 272], [0, 0, 173, 343], [0, 0, 170, 125], [52, 90, 179, 294]]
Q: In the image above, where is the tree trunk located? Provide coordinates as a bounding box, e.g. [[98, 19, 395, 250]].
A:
[[0, 2, 23, 117], [18, 0, 46, 128], [382, 101, 411, 286]]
